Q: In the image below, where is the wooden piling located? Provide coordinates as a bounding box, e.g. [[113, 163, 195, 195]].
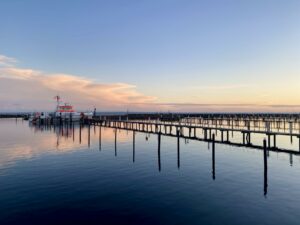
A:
[[263, 139, 268, 196], [158, 132, 161, 172], [177, 129, 180, 169], [212, 134, 215, 180]]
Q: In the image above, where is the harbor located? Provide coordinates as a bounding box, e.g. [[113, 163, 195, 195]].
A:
[[1, 1, 300, 224]]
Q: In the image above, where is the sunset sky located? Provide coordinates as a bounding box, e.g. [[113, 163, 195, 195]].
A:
[[0, 0, 299, 112]]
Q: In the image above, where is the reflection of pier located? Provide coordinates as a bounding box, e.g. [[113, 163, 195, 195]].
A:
[[90, 119, 300, 154], [31, 121, 274, 196]]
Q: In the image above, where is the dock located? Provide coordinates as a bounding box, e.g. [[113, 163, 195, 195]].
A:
[[89, 113, 300, 154]]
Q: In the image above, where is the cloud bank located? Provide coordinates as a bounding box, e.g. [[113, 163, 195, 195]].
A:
[[0, 55, 156, 111]]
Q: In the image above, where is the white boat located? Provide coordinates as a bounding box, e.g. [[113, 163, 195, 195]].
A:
[[54, 96, 93, 121]]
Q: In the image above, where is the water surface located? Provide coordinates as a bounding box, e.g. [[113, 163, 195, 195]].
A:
[[0, 118, 300, 225]]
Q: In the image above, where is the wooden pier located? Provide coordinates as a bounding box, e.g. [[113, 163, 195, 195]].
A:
[[89, 115, 300, 154]]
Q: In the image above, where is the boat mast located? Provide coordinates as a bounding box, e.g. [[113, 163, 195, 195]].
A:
[[54, 95, 61, 111]]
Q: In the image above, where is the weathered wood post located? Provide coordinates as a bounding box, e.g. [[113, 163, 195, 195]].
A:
[[212, 134, 215, 180], [221, 130, 224, 142], [158, 132, 161, 172], [177, 128, 180, 169], [263, 139, 268, 196]]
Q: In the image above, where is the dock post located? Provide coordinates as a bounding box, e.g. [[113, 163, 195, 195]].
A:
[[204, 129, 207, 140], [227, 131, 229, 142], [263, 139, 268, 196], [177, 129, 180, 169], [158, 132, 161, 172], [247, 132, 251, 145], [212, 134, 215, 180]]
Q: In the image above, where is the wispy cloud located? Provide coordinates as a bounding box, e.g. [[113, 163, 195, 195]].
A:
[[190, 84, 253, 90], [0, 55, 17, 66]]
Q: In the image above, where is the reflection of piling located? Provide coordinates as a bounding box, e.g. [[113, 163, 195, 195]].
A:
[[99, 125, 102, 151], [79, 124, 82, 144], [158, 133, 161, 172], [133, 131, 135, 163], [289, 153, 293, 166], [263, 139, 268, 196], [212, 134, 215, 180], [72, 123, 75, 142], [88, 124, 91, 148], [115, 128, 117, 156]]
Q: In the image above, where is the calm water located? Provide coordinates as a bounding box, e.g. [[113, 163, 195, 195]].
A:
[[0, 118, 300, 225]]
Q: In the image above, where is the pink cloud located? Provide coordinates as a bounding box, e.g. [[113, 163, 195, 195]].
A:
[[0, 57, 156, 111]]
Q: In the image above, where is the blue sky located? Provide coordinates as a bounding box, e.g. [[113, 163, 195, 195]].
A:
[[0, 0, 299, 112]]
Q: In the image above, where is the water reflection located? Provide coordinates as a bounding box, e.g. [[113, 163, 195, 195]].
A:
[[2, 119, 300, 225], [1, 120, 300, 197], [133, 131, 135, 163]]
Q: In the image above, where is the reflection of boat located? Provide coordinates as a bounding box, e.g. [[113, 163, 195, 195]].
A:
[[29, 112, 51, 124]]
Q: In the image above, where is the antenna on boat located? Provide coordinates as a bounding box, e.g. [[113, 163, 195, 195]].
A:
[[54, 95, 61, 110]]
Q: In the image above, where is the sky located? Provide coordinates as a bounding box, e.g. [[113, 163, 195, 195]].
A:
[[0, 0, 300, 112]]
